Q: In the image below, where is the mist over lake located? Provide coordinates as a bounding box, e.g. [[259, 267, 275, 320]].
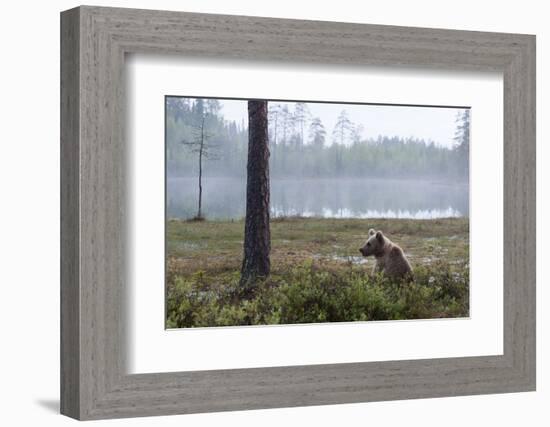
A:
[[166, 97, 470, 222], [167, 177, 468, 220]]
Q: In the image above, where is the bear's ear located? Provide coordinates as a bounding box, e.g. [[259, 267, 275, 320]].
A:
[[368, 228, 376, 236], [376, 230, 384, 242]]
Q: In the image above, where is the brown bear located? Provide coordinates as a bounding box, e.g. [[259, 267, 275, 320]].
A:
[[359, 229, 413, 281]]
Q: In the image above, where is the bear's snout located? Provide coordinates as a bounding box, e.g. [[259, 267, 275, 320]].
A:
[[359, 248, 365, 256]]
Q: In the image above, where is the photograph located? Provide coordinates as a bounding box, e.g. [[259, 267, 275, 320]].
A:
[[165, 96, 470, 328]]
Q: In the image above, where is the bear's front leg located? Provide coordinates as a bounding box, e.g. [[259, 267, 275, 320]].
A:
[[372, 258, 384, 276]]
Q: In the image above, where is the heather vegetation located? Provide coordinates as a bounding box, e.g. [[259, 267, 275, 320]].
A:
[[166, 218, 469, 328]]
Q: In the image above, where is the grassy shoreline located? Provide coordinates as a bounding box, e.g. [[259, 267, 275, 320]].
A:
[[166, 217, 469, 328]]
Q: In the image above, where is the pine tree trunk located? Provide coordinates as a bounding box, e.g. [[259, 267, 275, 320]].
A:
[[240, 100, 271, 292]]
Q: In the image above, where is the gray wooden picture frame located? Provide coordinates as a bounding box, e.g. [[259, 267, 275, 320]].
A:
[[60, 5, 536, 421]]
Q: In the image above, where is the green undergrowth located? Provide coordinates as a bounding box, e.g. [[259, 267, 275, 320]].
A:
[[166, 217, 469, 328]]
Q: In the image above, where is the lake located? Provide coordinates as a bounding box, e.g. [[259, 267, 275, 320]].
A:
[[167, 177, 469, 220]]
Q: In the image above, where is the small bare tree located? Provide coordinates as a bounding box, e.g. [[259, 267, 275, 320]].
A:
[[181, 113, 218, 220]]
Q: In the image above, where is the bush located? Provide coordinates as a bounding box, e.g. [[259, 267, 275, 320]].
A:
[[166, 260, 469, 328]]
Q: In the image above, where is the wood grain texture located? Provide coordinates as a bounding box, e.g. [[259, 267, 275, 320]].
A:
[[60, 7, 80, 419], [60, 5, 536, 420]]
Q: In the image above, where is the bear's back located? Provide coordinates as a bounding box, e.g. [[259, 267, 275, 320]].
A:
[[385, 243, 413, 279]]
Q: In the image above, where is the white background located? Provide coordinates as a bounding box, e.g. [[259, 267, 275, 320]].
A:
[[128, 56, 503, 373], [0, 0, 546, 426]]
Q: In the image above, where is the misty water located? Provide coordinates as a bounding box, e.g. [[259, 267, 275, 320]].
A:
[[167, 177, 469, 220]]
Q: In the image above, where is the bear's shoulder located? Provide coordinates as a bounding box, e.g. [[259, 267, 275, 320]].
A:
[[388, 244, 404, 258]]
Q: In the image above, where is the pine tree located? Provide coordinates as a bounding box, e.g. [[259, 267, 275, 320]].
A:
[[332, 110, 354, 145], [268, 104, 282, 147], [332, 110, 354, 172], [280, 105, 291, 146], [351, 124, 364, 145], [453, 110, 470, 179], [240, 100, 271, 292], [308, 117, 326, 148], [205, 98, 221, 117], [293, 102, 311, 148]]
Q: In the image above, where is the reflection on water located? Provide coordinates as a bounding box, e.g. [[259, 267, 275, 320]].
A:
[[270, 207, 462, 219], [167, 177, 469, 220]]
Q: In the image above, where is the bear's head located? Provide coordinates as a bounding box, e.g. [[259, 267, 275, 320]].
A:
[[359, 229, 386, 257]]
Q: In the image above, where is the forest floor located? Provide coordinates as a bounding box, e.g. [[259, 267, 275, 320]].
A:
[[166, 217, 469, 328]]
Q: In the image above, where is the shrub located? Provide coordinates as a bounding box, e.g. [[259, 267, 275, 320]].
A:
[[166, 259, 469, 328]]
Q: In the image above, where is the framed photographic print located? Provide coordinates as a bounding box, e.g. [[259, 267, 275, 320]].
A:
[[61, 5, 536, 420]]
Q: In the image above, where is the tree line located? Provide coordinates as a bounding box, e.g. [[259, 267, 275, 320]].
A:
[[166, 97, 470, 181]]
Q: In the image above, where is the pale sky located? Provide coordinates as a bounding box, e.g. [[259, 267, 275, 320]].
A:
[[217, 99, 466, 148]]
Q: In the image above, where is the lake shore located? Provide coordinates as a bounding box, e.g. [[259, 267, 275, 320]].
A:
[[167, 176, 469, 220], [166, 217, 469, 328]]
